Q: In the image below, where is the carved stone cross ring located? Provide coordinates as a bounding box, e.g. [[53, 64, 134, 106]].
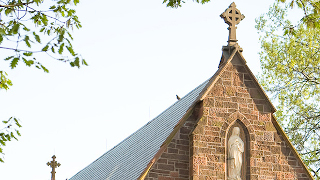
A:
[[220, 2, 245, 46]]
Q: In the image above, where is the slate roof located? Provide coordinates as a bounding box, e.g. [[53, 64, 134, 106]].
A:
[[69, 78, 210, 180]]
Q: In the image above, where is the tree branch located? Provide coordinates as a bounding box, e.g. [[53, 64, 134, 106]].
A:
[[0, 1, 34, 8], [0, 46, 43, 53]]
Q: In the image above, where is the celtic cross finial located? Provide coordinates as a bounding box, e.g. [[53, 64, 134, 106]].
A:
[[47, 155, 61, 180], [220, 2, 245, 46]]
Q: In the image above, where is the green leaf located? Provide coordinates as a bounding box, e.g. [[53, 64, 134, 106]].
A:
[[61, 10, 65, 17], [5, 134, 11, 141], [33, 32, 41, 43], [10, 132, 18, 141], [67, 31, 73, 40], [41, 14, 48, 26], [40, 27, 45, 32], [67, 9, 75, 17], [0, 28, 5, 35], [23, 52, 33, 57], [23, 26, 30, 32], [66, 46, 75, 56], [12, 23, 20, 34], [14, 118, 22, 128], [58, 43, 64, 54], [42, 45, 49, 52], [82, 59, 88, 66], [66, 19, 71, 28], [10, 58, 19, 69], [5, 8, 12, 15], [23, 57, 34, 67], [24, 36, 31, 48], [74, 57, 80, 68], [16, 130, 21, 136], [49, 5, 56, 9], [41, 65, 49, 73], [73, 0, 79, 5], [1, 135, 6, 141], [4, 56, 14, 61]]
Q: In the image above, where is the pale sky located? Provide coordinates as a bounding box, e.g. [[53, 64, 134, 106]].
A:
[[0, 0, 276, 179]]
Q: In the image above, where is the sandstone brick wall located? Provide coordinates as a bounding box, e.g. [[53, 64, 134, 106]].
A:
[[191, 59, 310, 180], [144, 55, 311, 180]]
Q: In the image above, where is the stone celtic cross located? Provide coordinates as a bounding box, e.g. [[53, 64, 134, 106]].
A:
[[220, 2, 245, 46], [47, 155, 61, 180]]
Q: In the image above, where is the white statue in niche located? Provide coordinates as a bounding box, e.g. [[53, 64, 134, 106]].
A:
[[228, 127, 244, 180]]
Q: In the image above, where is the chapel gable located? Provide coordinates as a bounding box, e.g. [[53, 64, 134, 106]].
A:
[[142, 2, 312, 180]]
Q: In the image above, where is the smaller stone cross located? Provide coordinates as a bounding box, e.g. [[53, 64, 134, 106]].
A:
[[47, 155, 61, 180], [220, 2, 245, 46]]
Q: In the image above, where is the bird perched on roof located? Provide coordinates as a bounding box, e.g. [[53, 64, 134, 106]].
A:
[[176, 95, 181, 100]]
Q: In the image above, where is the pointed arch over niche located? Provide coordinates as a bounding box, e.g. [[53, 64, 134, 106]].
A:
[[226, 118, 250, 180]]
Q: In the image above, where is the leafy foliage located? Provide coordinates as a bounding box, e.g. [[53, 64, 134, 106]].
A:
[[0, 71, 12, 90], [256, 2, 320, 178], [278, 0, 320, 29], [0, 0, 86, 162], [0, 0, 87, 78], [0, 117, 21, 162]]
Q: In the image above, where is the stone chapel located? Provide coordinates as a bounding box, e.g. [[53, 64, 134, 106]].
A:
[[69, 3, 313, 180]]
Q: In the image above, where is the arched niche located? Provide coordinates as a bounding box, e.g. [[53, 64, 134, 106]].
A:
[[225, 119, 250, 180]]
